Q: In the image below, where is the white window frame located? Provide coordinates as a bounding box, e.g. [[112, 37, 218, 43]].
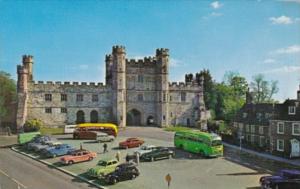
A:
[[259, 126, 264, 135], [276, 139, 284, 152], [246, 125, 250, 132], [288, 106, 296, 115], [277, 122, 284, 134], [259, 136, 265, 147], [292, 123, 300, 136], [250, 125, 255, 133]]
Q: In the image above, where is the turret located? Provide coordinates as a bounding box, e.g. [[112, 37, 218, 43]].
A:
[[105, 54, 113, 86], [111, 45, 126, 127], [22, 55, 34, 81], [156, 48, 169, 74], [17, 65, 28, 93], [155, 48, 170, 127]]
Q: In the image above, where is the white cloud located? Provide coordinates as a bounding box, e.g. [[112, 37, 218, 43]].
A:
[[269, 15, 293, 25], [279, 0, 300, 3], [273, 45, 300, 55], [78, 64, 89, 70], [263, 58, 276, 64], [210, 1, 222, 9], [169, 58, 182, 67], [210, 12, 223, 17], [264, 66, 300, 74]]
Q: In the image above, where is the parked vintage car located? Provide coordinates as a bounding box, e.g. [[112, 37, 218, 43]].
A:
[[105, 162, 140, 185], [260, 169, 300, 189], [87, 158, 120, 178], [42, 144, 76, 158], [134, 145, 158, 156], [26, 136, 51, 151], [141, 147, 174, 162], [60, 149, 97, 165], [119, 138, 144, 149], [33, 140, 62, 152], [96, 132, 115, 143]]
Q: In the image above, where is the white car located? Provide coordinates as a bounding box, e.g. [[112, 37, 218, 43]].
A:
[[96, 132, 115, 143], [134, 145, 157, 156]]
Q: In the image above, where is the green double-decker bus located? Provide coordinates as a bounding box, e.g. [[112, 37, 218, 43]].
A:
[[174, 130, 223, 157]]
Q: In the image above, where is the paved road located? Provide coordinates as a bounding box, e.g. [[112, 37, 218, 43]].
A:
[[0, 148, 96, 189]]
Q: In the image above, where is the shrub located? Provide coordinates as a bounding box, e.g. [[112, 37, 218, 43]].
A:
[[24, 119, 43, 132]]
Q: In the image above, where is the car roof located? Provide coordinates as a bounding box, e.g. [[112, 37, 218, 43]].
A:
[[142, 145, 156, 148], [98, 158, 118, 163], [280, 169, 300, 175]]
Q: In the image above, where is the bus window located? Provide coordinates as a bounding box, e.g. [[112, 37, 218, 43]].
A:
[[211, 140, 222, 146]]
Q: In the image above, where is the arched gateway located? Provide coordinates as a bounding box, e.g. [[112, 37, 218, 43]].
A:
[[126, 109, 142, 126]]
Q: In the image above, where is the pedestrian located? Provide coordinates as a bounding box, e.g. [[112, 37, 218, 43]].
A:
[[80, 143, 83, 150], [103, 143, 108, 153], [115, 151, 121, 162], [125, 153, 130, 162], [136, 152, 140, 165]]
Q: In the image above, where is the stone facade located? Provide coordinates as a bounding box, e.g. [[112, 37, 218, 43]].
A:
[[16, 46, 207, 130], [233, 87, 300, 158]]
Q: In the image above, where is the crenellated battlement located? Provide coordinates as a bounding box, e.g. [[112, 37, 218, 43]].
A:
[[168, 81, 201, 91], [126, 56, 157, 66], [30, 81, 108, 88], [112, 45, 126, 54], [22, 55, 34, 64], [156, 48, 169, 57], [105, 54, 113, 62]]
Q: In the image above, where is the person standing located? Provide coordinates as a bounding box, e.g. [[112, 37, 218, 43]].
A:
[[103, 143, 108, 153], [115, 151, 121, 162]]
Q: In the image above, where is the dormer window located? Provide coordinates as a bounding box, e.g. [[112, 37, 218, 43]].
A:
[[288, 106, 296, 115]]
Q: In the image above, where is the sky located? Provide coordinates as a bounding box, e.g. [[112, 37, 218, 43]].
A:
[[0, 0, 299, 102]]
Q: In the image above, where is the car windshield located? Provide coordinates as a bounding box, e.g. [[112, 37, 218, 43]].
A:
[[98, 161, 107, 166], [141, 146, 148, 150], [211, 140, 222, 146]]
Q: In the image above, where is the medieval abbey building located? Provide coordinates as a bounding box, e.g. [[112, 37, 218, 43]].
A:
[[16, 46, 208, 129]]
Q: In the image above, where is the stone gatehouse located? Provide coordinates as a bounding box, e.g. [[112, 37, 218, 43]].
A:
[[16, 46, 208, 129]]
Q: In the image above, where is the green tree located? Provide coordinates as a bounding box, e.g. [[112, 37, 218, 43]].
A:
[[223, 71, 248, 99], [250, 74, 279, 103], [0, 71, 17, 124], [24, 119, 43, 132]]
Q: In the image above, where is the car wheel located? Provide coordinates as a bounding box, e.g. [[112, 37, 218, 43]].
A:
[[89, 157, 93, 161], [131, 174, 136, 180], [68, 160, 74, 165], [151, 157, 154, 162]]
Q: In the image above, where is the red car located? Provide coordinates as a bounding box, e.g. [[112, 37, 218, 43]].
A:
[[60, 149, 97, 165], [119, 138, 144, 149]]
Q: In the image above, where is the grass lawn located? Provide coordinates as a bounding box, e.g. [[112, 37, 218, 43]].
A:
[[164, 126, 195, 132], [40, 127, 64, 135]]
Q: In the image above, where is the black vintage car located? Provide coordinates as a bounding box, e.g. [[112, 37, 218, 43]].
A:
[[141, 147, 174, 162], [260, 169, 300, 189], [105, 162, 140, 184]]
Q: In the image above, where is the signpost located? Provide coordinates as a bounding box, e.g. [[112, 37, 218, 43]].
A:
[[239, 135, 244, 151], [165, 173, 172, 189]]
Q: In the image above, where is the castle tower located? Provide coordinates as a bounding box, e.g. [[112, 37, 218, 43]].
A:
[[156, 48, 169, 127], [16, 56, 31, 132], [111, 45, 126, 127], [105, 54, 113, 86], [22, 55, 34, 81]]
